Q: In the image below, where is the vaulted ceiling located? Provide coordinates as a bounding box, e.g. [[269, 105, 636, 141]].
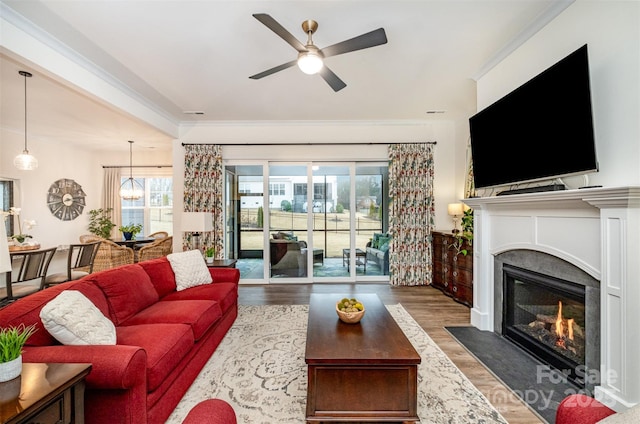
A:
[[0, 1, 571, 152]]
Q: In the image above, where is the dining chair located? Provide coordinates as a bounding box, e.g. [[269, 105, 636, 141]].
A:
[[138, 236, 173, 262], [79, 235, 134, 272], [5, 247, 57, 301], [134, 231, 169, 250], [44, 240, 102, 287]]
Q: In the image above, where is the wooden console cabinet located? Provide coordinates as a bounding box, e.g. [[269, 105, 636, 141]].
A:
[[432, 231, 473, 307]]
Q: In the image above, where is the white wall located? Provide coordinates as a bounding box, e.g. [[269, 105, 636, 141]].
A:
[[1, 130, 172, 278], [1, 131, 102, 247], [476, 1, 640, 191]]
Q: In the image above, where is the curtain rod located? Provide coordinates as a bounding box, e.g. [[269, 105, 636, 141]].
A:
[[181, 141, 437, 146], [102, 165, 172, 169]]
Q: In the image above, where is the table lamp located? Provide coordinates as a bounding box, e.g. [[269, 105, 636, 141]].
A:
[[447, 203, 464, 233], [182, 212, 213, 252]]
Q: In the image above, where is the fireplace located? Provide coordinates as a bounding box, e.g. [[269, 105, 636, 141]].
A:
[[503, 264, 586, 386], [465, 187, 640, 409], [493, 249, 600, 393]]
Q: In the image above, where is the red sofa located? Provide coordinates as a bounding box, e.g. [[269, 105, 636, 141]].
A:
[[0, 257, 239, 424]]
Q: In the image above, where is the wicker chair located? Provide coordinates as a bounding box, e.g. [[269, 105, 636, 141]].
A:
[[79, 235, 134, 272], [138, 236, 173, 262], [134, 231, 169, 250]]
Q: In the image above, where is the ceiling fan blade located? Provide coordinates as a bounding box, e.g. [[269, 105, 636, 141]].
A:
[[319, 66, 347, 92], [253, 13, 307, 53], [249, 60, 298, 80], [320, 28, 387, 58]]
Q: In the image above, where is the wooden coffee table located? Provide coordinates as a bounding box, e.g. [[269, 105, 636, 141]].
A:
[[305, 293, 421, 422]]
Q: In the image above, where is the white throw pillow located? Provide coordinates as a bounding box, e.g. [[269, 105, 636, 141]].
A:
[[40, 290, 116, 345], [167, 249, 212, 291]]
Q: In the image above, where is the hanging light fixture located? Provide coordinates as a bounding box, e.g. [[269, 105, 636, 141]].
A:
[[119, 140, 144, 200], [14, 71, 38, 170]]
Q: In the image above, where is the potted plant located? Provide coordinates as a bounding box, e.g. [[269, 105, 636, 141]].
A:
[[0, 324, 37, 382], [451, 207, 474, 256], [119, 223, 143, 241], [205, 246, 215, 264], [88, 208, 116, 239]]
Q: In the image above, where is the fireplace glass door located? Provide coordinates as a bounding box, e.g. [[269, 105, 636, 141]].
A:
[[503, 265, 586, 386]]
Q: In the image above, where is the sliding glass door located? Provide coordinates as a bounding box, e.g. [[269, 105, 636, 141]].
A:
[[225, 161, 388, 282], [268, 164, 309, 280], [225, 165, 265, 280]]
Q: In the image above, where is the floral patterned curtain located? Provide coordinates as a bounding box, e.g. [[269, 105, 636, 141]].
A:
[[388, 143, 435, 286], [183, 144, 224, 257]]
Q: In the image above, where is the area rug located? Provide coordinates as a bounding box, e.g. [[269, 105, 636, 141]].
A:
[[166, 304, 507, 423]]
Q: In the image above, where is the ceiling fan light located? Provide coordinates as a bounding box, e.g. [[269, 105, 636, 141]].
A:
[[14, 150, 38, 170], [297, 51, 323, 75]]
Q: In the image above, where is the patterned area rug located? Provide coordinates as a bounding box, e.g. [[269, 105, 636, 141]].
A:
[[166, 304, 507, 423]]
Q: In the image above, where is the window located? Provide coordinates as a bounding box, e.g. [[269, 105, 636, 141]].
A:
[[121, 177, 173, 235], [269, 183, 285, 196], [239, 182, 251, 194], [1, 180, 13, 236]]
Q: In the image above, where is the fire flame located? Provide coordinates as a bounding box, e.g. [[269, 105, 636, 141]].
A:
[[555, 301, 574, 349]]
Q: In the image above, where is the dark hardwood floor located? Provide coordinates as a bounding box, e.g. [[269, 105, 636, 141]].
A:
[[239, 283, 544, 424]]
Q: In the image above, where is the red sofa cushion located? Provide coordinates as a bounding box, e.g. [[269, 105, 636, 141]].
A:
[[117, 323, 194, 392], [90, 265, 159, 325], [122, 300, 222, 341], [161, 282, 238, 314], [138, 257, 177, 298]]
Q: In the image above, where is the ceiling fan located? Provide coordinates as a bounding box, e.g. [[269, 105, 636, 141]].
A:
[[249, 13, 387, 92]]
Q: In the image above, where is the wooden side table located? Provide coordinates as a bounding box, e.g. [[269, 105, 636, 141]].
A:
[[206, 259, 237, 268], [0, 362, 92, 424]]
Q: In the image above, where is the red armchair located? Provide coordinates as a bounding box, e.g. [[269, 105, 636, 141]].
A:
[[182, 399, 237, 424], [556, 394, 616, 424]]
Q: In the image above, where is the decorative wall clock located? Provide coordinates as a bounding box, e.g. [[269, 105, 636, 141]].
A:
[[47, 178, 86, 221]]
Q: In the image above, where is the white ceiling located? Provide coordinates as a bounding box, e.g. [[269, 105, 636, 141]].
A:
[[0, 0, 572, 153]]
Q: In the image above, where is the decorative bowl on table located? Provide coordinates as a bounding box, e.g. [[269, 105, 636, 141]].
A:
[[336, 298, 365, 324]]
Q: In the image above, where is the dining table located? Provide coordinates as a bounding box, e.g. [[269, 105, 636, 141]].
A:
[[111, 237, 156, 249]]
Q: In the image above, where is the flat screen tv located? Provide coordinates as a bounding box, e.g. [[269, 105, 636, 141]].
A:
[[469, 44, 598, 191]]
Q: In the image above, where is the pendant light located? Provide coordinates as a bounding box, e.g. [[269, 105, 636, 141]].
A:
[[14, 71, 38, 170], [119, 140, 144, 200]]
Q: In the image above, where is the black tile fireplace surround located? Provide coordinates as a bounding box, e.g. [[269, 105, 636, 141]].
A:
[[503, 264, 586, 386], [494, 249, 601, 393]]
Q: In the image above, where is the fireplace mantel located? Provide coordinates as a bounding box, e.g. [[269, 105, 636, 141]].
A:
[[464, 186, 640, 411]]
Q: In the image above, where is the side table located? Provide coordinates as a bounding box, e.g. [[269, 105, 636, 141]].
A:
[[342, 248, 366, 271], [206, 259, 238, 268], [0, 362, 92, 424]]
